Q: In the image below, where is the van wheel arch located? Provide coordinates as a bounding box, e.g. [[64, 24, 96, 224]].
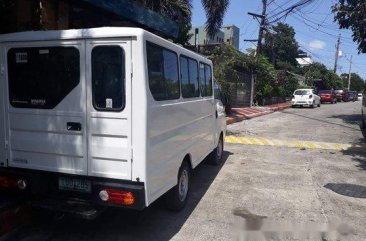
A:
[[165, 156, 192, 211]]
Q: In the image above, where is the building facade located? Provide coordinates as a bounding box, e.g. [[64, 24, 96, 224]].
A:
[[189, 25, 240, 49]]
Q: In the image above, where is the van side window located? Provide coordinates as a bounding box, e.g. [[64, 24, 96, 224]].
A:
[[199, 63, 213, 97], [92, 46, 125, 111], [147, 42, 180, 101], [180, 56, 199, 98], [7, 47, 80, 109]]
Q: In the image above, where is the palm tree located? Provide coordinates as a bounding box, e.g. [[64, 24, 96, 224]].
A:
[[201, 0, 229, 37], [134, 0, 229, 42]]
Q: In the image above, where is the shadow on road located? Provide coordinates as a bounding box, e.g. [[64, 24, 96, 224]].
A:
[[341, 138, 366, 171], [331, 113, 363, 126], [6, 151, 233, 241], [281, 110, 361, 131]]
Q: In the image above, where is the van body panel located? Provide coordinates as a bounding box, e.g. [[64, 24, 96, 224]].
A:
[[143, 33, 216, 204]]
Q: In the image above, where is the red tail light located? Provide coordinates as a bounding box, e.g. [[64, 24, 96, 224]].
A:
[[99, 189, 135, 206], [309, 95, 313, 99], [0, 176, 18, 189]]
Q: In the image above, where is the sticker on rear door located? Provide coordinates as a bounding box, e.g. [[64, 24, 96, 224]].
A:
[[106, 98, 113, 108], [15, 52, 28, 63]]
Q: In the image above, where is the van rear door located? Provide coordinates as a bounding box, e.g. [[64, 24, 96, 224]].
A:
[[5, 41, 88, 175], [85, 39, 132, 180]]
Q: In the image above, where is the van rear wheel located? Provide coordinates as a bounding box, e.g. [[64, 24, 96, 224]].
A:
[[165, 162, 190, 211], [209, 134, 224, 165]]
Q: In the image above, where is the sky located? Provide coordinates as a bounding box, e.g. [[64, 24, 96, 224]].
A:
[[191, 0, 366, 79]]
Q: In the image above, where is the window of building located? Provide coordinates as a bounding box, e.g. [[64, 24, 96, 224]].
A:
[[7, 47, 80, 109], [199, 63, 213, 97], [147, 42, 180, 101], [92, 46, 125, 111], [180, 56, 199, 98]]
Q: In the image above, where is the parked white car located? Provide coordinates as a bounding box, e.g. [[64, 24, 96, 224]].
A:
[[291, 89, 321, 108], [358, 93, 363, 101]]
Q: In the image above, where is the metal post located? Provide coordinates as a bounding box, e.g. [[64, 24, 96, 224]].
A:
[[333, 34, 341, 73], [348, 55, 352, 90]]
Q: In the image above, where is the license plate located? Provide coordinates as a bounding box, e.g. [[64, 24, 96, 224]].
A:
[[58, 177, 91, 193]]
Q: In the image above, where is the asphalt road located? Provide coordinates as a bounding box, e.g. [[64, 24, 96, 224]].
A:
[[4, 101, 366, 241]]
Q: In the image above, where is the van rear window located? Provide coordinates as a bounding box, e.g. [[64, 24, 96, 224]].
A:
[[7, 47, 80, 109]]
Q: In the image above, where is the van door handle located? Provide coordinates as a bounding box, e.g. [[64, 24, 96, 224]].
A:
[[67, 122, 82, 131]]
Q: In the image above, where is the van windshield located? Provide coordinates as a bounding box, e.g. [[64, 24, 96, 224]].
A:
[[7, 47, 80, 109], [294, 90, 311, 95]]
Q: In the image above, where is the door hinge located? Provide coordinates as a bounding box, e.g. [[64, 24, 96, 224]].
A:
[[4, 140, 8, 149], [0, 65, 4, 75], [131, 148, 133, 163], [131, 62, 133, 79]]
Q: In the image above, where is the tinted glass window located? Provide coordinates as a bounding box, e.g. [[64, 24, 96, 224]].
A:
[[199, 63, 213, 97], [188, 59, 200, 97], [318, 90, 332, 94], [92, 46, 125, 111], [199, 63, 206, 95], [147, 42, 180, 101], [205, 64, 213, 96], [180, 56, 199, 98], [7, 47, 80, 109], [214, 80, 221, 100], [294, 90, 311, 95]]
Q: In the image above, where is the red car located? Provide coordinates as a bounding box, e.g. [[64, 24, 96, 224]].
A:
[[319, 90, 337, 104]]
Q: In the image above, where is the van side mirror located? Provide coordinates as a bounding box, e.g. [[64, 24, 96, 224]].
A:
[[221, 93, 229, 106]]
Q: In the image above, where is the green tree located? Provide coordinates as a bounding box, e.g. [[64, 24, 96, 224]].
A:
[[135, 0, 229, 44], [303, 62, 344, 89], [135, 0, 192, 44], [340, 73, 365, 92], [263, 23, 300, 69], [332, 0, 366, 53]]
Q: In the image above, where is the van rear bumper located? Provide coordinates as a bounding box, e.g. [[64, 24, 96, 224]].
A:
[[0, 167, 146, 211]]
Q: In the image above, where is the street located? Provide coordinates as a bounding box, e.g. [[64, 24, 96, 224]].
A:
[[5, 101, 366, 241]]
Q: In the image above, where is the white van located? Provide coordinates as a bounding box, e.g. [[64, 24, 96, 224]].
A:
[[0, 27, 226, 215]]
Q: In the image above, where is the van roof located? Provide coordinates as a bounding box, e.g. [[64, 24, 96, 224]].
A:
[[0, 27, 147, 43]]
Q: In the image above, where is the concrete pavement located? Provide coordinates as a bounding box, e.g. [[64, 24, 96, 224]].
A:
[[3, 101, 366, 241]]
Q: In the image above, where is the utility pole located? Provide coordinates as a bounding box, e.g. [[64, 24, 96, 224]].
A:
[[348, 55, 353, 90], [257, 0, 268, 56], [333, 34, 341, 73]]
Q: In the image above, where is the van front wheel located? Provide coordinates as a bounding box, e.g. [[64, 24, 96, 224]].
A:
[[165, 162, 191, 211]]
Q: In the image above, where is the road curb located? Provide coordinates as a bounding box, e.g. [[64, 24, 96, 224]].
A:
[[226, 103, 291, 125]]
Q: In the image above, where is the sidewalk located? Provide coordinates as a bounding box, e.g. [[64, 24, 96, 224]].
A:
[[226, 102, 291, 125]]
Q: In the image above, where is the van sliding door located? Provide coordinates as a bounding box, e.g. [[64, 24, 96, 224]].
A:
[[86, 39, 132, 180]]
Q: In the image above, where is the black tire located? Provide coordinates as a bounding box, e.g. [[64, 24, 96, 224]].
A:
[[165, 161, 191, 211], [209, 134, 224, 165], [311, 101, 315, 108], [317, 102, 321, 107]]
